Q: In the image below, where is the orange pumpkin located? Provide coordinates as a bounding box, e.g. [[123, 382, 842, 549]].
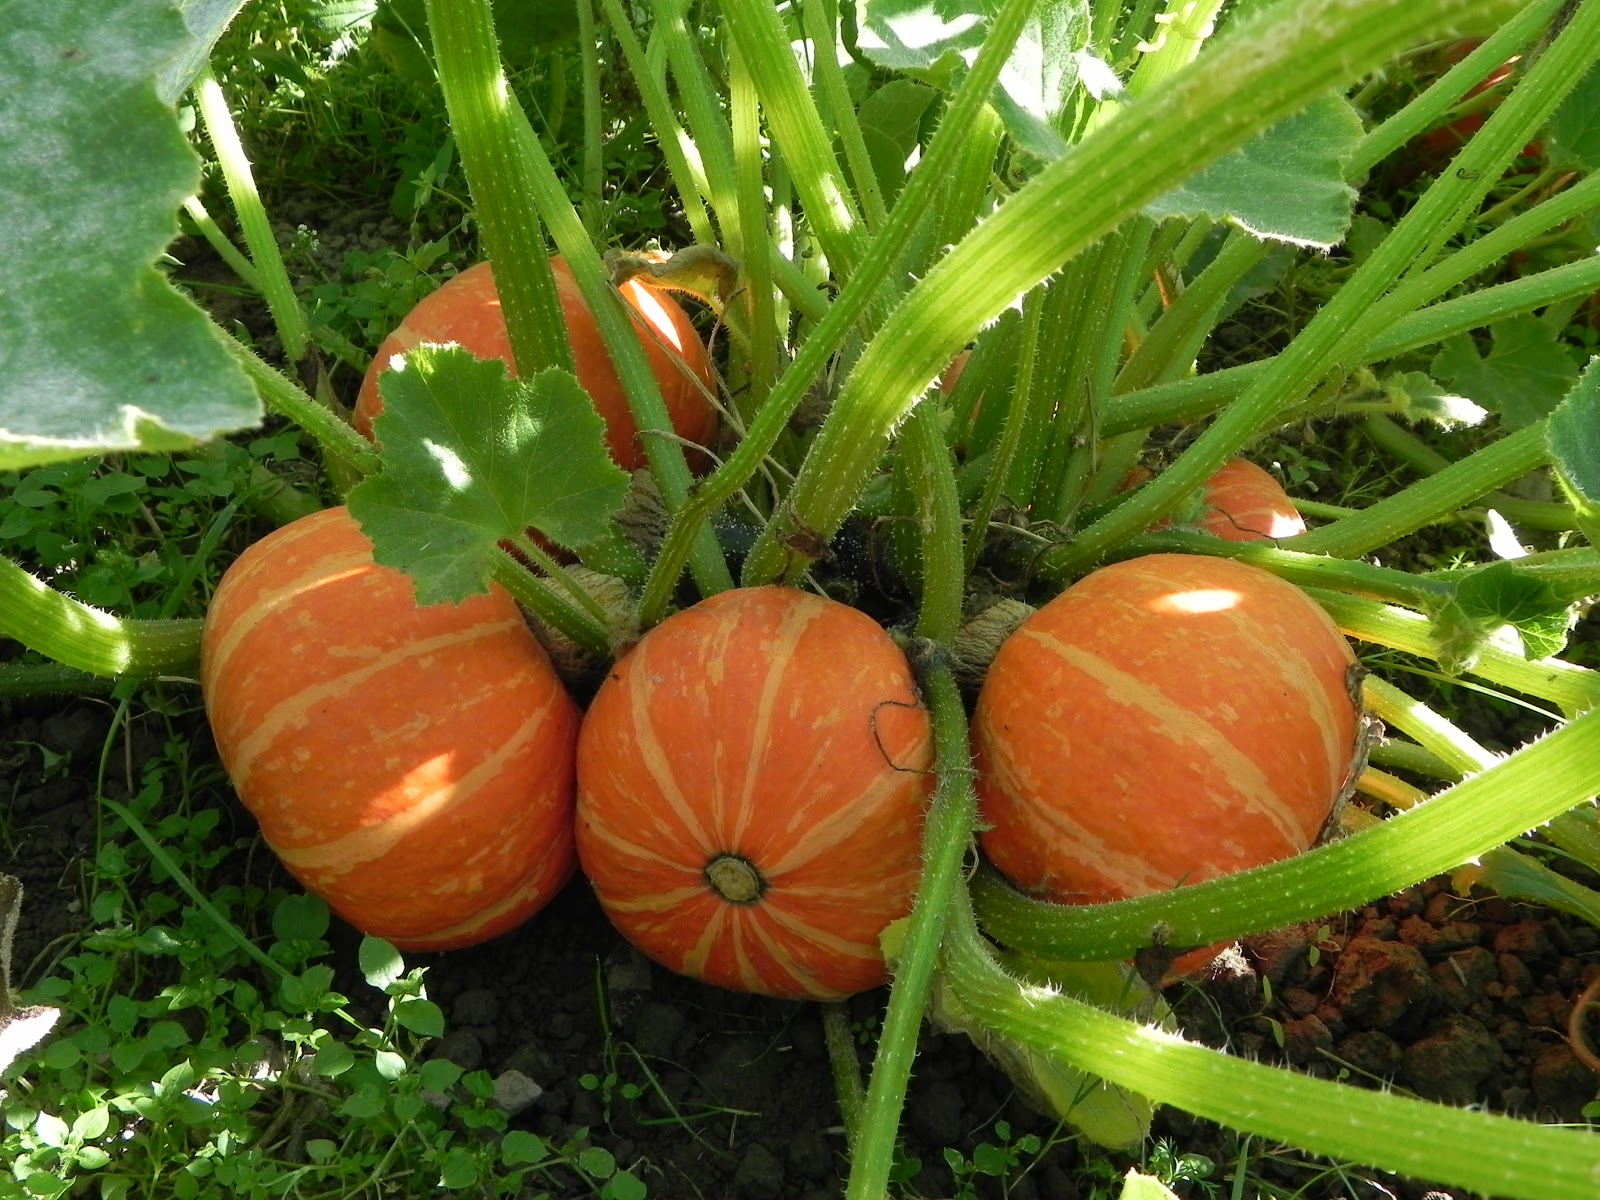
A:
[[201, 506, 580, 951], [354, 257, 717, 471], [575, 586, 934, 1000], [1124, 458, 1305, 543], [972, 554, 1358, 907]]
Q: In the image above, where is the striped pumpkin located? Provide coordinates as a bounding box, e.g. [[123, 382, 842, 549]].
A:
[[1193, 458, 1306, 542], [354, 257, 717, 472], [575, 586, 934, 1000], [200, 506, 580, 951], [972, 554, 1358, 906], [1124, 458, 1305, 543]]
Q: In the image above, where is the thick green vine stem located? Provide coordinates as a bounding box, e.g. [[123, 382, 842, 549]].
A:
[[0, 662, 118, 699], [488, 550, 611, 661], [1104, 253, 1600, 436], [0, 555, 202, 678], [1307, 587, 1600, 718], [740, 0, 1523, 586], [423, 0, 572, 377], [1358, 415, 1577, 532], [1289, 420, 1553, 556], [847, 655, 976, 1200], [1362, 674, 1498, 776], [192, 66, 309, 364], [969, 704, 1600, 962], [1049, 0, 1600, 577], [228, 335, 377, 485], [944, 885, 1600, 1200], [635, 0, 1039, 624], [1347, 0, 1566, 175]]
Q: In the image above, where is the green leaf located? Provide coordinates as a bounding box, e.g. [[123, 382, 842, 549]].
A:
[[1474, 847, 1600, 929], [1143, 97, 1363, 249], [1430, 560, 1577, 673], [1431, 316, 1581, 429], [348, 348, 630, 606], [1548, 356, 1600, 510], [312, 1040, 356, 1077], [857, 79, 938, 202], [1546, 62, 1600, 170], [437, 1149, 479, 1190], [1118, 1170, 1182, 1200], [577, 1146, 617, 1180], [358, 936, 405, 991], [158, 0, 252, 105], [340, 1084, 388, 1119], [855, 0, 1091, 161], [502, 1130, 550, 1167], [419, 1056, 463, 1092], [271, 893, 330, 943], [0, 0, 260, 469], [395, 997, 445, 1038]]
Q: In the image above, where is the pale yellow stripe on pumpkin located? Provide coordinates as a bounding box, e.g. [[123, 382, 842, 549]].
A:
[[602, 883, 710, 913], [579, 805, 702, 875], [981, 711, 1169, 897], [774, 875, 917, 903], [1022, 629, 1306, 846], [203, 547, 374, 688], [764, 751, 928, 877], [729, 600, 825, 850], [1245, 613, 1348, 783], [761, 902, 881, 962], [728, 913, 779, 995], [231, 617, 527, 788], [276, 686, 559, 872], [623, 643, 716, 857], [398, 837, 570, 948], [744, 911, 844, 999], [679, 904, 730, 983]]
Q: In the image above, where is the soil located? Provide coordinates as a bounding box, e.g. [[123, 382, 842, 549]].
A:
[[6, 692, 1599, 1200]]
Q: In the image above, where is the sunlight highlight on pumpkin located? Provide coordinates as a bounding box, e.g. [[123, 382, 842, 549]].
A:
[[1147, 587, 1243, 615]]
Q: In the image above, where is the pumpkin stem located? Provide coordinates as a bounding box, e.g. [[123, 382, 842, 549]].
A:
[[704, 854, 765, 905]]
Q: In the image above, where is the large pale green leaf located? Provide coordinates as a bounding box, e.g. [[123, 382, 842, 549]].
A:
[[1547, 61, 1600, 171], [1143, 96, 1363, 249], [157, 0, 251, 104], [1431, 315, 1581, 429], [1547, 356, 1600, 507], [0, 0, 260, 469], [347, 346, 629, 605], [854, 0, 1092, 161]]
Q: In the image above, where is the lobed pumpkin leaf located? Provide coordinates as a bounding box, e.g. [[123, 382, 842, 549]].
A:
[[1143, 96, 1364, 250], [0, 0, 260, 469], [1428, 560, 1578, 673], [1430, 315, 1581, 429], [349, 346, 630, 605], [1545, 60, 1600, 171]]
